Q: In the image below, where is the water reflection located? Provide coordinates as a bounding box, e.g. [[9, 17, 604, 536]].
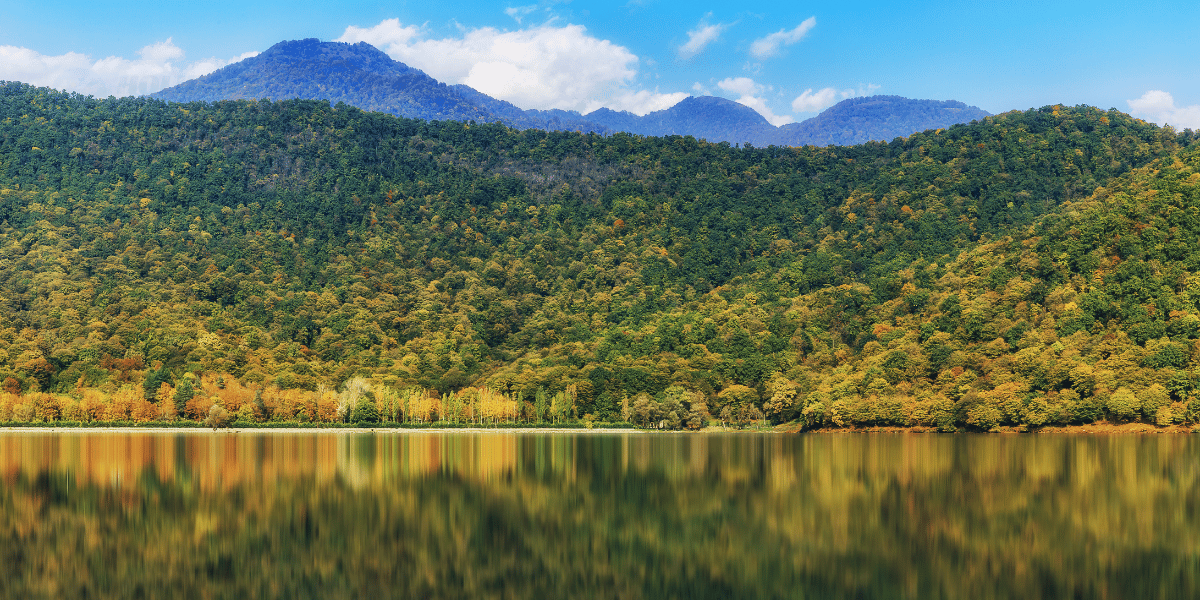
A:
[[1, 431, 1197, 599]]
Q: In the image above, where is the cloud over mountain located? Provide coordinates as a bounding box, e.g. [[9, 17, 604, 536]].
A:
[[718, 77, 793, 126], [792, 87, 846, 113], [0, 39, 255, 98], [337, 18, 684, 116], [792, 84, 882, 114]]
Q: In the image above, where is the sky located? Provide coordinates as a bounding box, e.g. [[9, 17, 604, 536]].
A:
[[1, 0, 1198, 128]]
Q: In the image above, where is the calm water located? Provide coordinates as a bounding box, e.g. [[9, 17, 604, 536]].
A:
[[0, 430, 1196, 599]]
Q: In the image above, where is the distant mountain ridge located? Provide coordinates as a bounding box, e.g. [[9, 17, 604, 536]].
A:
[[150, 38, 603, 133], [778, 96, 992, 146], [586, 96, 780, 145], [152, 38, 991, 146]]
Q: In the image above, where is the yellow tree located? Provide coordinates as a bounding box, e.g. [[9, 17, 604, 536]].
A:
[[32, 393, 60, 422], [105, 386, 139, 422], [316, 390, 340, 423], [81, 390, 107, 422], [763, 373, 798, 422], [131, 384, 165, 423], [157, 382, 178, 421]]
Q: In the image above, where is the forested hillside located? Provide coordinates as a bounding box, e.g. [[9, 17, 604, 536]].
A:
[[1, 81, 1197, 428]]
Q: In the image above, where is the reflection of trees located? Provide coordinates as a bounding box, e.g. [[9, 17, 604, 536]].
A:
[[0, 433, 1197, 598]]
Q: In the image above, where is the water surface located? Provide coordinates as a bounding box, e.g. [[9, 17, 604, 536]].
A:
[[1, 431, 1196, 599]]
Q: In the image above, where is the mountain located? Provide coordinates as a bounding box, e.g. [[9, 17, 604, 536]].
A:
[[777, 96, 993, 146], [153, 39, 989, 147], [5, 81, 1200, 431], [585, 96, 779, 145], [586, 95, 992, 147], [152, 38, 614, 133], [153, 39, 486, 123]]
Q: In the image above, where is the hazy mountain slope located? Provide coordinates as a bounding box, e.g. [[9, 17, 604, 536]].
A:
[[779, 96, 992, 146], [151, 39, 987, 147], [152, 39, 499, 123], [153, 38, 612, 133], [447, 83, 613, 133], [585, 95, 991, 146], [584, 96, 779, 145]]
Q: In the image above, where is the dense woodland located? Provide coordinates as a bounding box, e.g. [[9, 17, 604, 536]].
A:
[[2, 81, 1199, 429]]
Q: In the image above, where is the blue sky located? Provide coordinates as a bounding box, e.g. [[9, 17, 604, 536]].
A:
[[1, 0, 1198, 128]]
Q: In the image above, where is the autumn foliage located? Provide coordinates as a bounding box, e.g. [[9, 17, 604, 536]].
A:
[[1, 83, 1200, 429]]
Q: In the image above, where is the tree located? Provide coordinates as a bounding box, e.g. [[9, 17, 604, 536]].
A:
[[535, 388, 547, 424], [632, 393, 653, 427], [173, 377, 196, 414], [31, 393, 60, 422], [351, 394, 380, 424], [105, 386, 140, 422], [716, 385, 759, 426], [1107, 387, 1140, 422], [205, 404, 231, 429], [763, 374, 798, 423], [143, 367, 172, 401]]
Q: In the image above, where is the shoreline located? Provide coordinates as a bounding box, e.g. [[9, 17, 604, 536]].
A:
[[0, 422, 1194, 434], [0, 426, 642, 435], [776, 423, 1200, 434]]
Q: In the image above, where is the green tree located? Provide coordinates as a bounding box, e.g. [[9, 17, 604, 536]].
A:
[[351, 395, 380, 424]]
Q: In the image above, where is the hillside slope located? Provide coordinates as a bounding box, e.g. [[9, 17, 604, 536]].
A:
[[1, 82, 1196, 428]]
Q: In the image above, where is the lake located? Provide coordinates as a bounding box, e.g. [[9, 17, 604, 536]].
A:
[[0, 430, 1196, 599]]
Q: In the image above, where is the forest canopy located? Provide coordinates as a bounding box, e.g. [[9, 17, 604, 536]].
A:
[[1, 81, 1198, 429]]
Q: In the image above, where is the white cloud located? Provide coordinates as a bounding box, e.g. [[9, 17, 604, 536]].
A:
[[678, 16, 729, 59], [791, 88, 843, 113], [505, 5, 538, 24], [790, 84, 879, 114], [338, 18, 686, 115], [338, 19, 424, 49], [0, 39, 256, 98], [749, 17, 816, 59], [1128, 90, 1200, 130], [182, 52, 259, 81], [717, 77, 794, 126], [586, 90, 690, 115], [718, 76, 760, 97], [737, 95, 794, 126], [856, 83, 882, 97]]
